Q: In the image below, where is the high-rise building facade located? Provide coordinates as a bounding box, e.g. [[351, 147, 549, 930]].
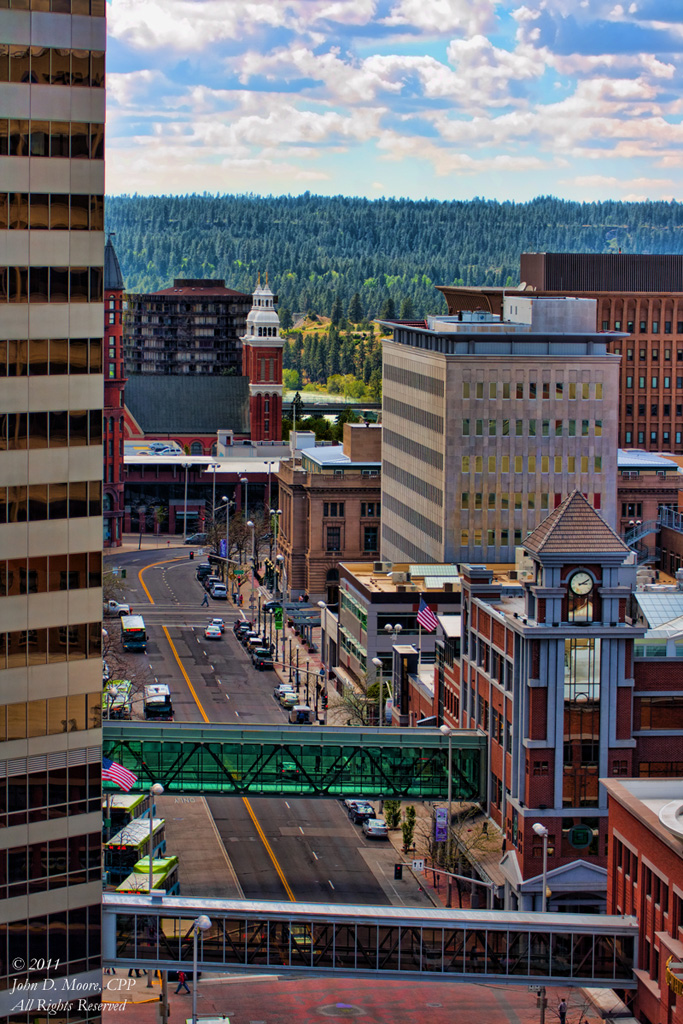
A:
[[124, 278, 251, 376], [439, 252, 683, 453], [103, 235, 126, 546], [0, 2, 105, 1015], [380, 299, 619, 566]]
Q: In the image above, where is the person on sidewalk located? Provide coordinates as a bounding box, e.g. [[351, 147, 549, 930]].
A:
[[558, 997, 567, 1024], [174, 970, 190, 995], [201, 592, 209, 607]]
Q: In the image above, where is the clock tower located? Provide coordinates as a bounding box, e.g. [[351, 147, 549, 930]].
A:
[[241, 276, 284, 442], [459, 491, 646, 912]]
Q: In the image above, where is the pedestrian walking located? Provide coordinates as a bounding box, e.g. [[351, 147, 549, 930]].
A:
[[558, 997, 567, 1024], [201, 592, 209, 607], [174, 970, 191, 995], [128, 968, 143, 978]]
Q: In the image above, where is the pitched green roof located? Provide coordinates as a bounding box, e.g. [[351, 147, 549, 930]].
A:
[[125, 375, 250, 434]]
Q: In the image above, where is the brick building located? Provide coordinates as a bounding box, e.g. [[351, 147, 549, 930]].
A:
[[604, 778, 683, 1024], [447, 493, 646, 912], [276, 424, 382, 603], [617, 449, 681, 561], [438, 252, 683, 453], [103, 235, 126, 547], [124, 278, 251, 376], [380, 298, 619, 566]]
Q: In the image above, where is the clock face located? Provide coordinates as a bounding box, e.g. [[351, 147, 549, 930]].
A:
[[569, 571, 593, 596]]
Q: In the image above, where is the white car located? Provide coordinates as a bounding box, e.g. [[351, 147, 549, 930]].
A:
[[362, 818, 389, 840], [210, 618, 225, 633], [204, 624, 222, 640]]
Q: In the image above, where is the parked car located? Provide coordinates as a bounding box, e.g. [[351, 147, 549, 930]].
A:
[[289, 704, 314, 723], [185, 532, 207, 544], [279, 691, 299, 708], [362, 818, 389, 840], [251, 648, 274, 671], [204, 624, 222, 640], [233, 618, 252, 633], [210, 584, 228, 600], [263, 600, 281, 613], [344, 798, 369, 812], [196, 563, 212, 580], [349, 802, 375, 824], [210, 618, 225, 633], [274, 682, 297, 699], [204, 575, 222, 591], [246, 635, 267, 653], [240, 631, 260, 647]]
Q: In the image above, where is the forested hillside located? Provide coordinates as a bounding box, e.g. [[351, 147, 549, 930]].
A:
[[105, 194, 683, 319]]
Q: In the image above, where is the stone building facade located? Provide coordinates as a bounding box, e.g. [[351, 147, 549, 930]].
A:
[[276, 425, 382, 603], [103, 235, 126, 546], [380, 299, 619, 566]]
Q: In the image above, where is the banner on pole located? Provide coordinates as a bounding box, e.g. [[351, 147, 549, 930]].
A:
[[435, 807, 448, 842]]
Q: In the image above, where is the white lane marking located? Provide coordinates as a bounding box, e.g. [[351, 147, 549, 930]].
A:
[[284, 801, 290, 809], [328, 880, 335, 890]]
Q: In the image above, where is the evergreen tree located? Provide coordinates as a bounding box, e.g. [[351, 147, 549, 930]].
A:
[[330, 294, 343, 325], [399, 296, 415, 319], [341, 336, 356, 375], [328, 326, 341, 376], [279, 305, 293, 330], [380, 295, 396, 319], [348, 291, 363, 322]]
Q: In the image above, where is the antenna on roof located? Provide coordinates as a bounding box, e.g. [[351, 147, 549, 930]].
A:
[[257, 271, 261, 286]]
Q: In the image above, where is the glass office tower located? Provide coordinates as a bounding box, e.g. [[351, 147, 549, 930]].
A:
[[0, 2, 105, 1018]]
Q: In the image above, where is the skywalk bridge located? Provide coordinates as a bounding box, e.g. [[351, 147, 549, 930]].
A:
[[103, 723, 485, 800], [103, 894, 638, 987]]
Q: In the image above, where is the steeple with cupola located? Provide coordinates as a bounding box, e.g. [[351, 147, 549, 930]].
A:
[[241, 273, 284, 441]]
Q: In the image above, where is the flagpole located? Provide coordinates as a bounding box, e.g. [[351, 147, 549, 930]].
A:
[[418, 620, 422, 670]]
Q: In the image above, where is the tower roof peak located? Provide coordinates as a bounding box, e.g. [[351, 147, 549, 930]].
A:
[[523, 490, 629, 556]]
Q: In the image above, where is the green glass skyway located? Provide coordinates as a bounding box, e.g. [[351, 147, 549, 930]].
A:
[[103, 723, 486, 800]]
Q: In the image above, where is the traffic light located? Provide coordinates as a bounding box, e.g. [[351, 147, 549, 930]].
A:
[[394, 864, 403, 880], [321, 694, 328, 709]]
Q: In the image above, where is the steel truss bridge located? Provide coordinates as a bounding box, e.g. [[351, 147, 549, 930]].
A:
[[103, 894, 638, 987], [103, 723, 485, 800]]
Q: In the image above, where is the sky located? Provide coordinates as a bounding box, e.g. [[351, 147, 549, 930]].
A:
[[105, 0, 683, 203]]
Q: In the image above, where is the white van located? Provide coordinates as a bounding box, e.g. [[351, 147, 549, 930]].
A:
[[210, 584, 228, 600], [289, 705, 314, 724]]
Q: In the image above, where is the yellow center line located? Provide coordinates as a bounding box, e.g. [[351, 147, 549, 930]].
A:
[[138, 556, 187, 605], [242, 796, 296, 902], [138, 554, 296, 902]]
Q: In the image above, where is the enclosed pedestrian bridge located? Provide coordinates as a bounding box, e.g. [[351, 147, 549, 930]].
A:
[[103, 723, 485, 800], [103, 894, 638, 988]]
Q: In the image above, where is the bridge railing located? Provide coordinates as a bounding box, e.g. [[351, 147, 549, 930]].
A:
[[103, 894, 637, 987]]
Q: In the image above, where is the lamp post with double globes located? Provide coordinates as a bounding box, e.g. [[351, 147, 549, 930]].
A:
[[532, 822, 549, 912], [247, 519, 256, 621], [240, 476, 248, 521], [191, 915, 212, 1024], [146, 782, 164, 987], [439, 724, 454, 906]]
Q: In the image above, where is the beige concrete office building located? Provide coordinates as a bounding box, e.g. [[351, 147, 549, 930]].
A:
[[380, 299, 620, 565], [0, 2, 105, 1015]]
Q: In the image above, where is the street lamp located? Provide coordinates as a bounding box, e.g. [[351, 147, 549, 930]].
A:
[[372, 657, 385, 727], [440, 725, 454, 906], [208, 462, 221, 526], [146, 782, 164, 987], [384, 623, 402, 727], [266, 460, 275, 510], [247, 519, 256, 622], [276, 553, 287, 602], [181, 463, 191, 543], [217, 496, 232, 584], [240, 476, 248, 521], [190, 914, 212, 1024], [532, 822, 549, 913], [269, 507, 282, 563]]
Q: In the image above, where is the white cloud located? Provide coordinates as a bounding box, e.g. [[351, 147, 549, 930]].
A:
[[382, 0, 497, 35]]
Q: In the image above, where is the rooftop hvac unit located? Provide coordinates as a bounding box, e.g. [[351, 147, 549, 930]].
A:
[[374, 561, 390, 572], [391, 572, 408, 584]]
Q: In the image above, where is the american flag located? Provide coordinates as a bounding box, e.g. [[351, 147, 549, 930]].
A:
[[417, 596, 439, 633], [102, 757, 138, 792]]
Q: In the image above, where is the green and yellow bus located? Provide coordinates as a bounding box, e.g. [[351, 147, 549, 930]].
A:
[[102, 792, 150, 833], [103, 679, 133, 719], [104, 818, 166, 884], [120, 615, 147, 652], [116, 856, 179, 895]]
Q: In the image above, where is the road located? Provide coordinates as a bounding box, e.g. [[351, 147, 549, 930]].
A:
[[104, 547, 422, 908]]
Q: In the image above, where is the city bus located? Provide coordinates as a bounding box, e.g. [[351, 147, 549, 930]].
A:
[[120, 615, 147, 652], [102, 792, 150, 833], [103, 818, 166, 884], [143, 683, 173, 721], [102, 679, 133, 719], [116, 856, 179, 896]]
